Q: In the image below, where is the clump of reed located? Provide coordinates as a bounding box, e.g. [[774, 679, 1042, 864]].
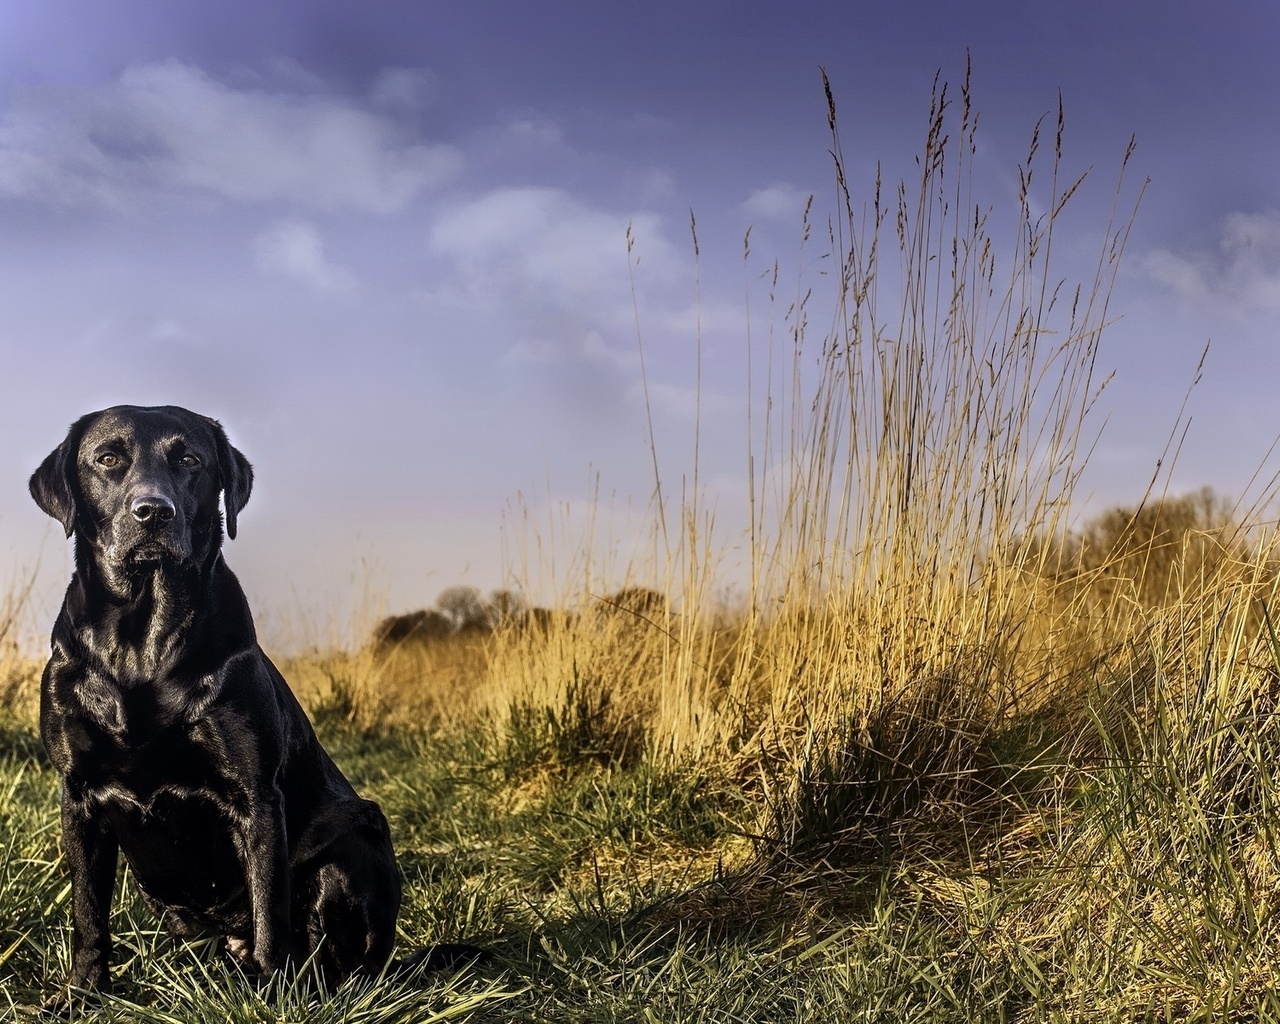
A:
[[482, 61, 1156, 859]]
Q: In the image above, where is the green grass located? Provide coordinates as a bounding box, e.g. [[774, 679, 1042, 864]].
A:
[[5, 618, 1280, 1024]]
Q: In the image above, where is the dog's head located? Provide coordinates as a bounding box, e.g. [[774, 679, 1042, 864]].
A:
[[30, 405, 253, 576]]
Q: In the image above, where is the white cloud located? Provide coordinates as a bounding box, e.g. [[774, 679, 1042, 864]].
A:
[[258, 58, 329, 93], [428, 187, 695, 423], [1222, 209, 1280, 252], [1142, 209, 1280, 311], [500, 117, 564, 147], [633, 167, 676, 204], [743, 182, 810, 223], [430, 186, 677, 313], [0, 59, 462, 211], [638, 379, 740, 422], [1143, 248, 1210, 301], [504, 329, 638, 372], [502, 338, 564, 365], [426, 188, 754, 435], [654, 297, 746, 341], [369, 67, 439, 111], [252, 219, 355, 293]]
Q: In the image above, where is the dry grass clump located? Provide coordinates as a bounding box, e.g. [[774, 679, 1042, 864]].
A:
[[479, 585, 746, 770], [0, 651, 40, 722], [971, 575, 1280, 1018], [0, 579, 41, 723], [477, 61, 1150, 871], [278, 629, 493, 735]]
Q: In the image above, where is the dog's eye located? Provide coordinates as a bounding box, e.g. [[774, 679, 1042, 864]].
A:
[[178, 454, 201, 468], [96, 453, 121, 468]]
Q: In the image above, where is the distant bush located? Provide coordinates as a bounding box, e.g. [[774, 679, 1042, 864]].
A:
[[1038, 487, 1256, 608], [372, 586, 533, 649], [596, 586, 669, 620], [371, 608, 454, 648], [591, 583, 670, 624]]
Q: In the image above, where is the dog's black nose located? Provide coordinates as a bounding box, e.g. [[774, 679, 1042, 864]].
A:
[[130, 495, 176, 525]]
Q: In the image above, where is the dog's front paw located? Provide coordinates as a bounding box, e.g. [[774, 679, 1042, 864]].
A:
[[252, 939, 302, 979]]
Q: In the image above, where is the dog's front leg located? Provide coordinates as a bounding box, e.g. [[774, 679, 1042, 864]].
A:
[[61, 788, 119, 993], [240, 788, 296, 975]]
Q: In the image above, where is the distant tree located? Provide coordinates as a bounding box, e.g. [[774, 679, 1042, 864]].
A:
[[488, 589, 526, 626], [598, 586, 669, 619], [1045, 487, 1247, 607], [436, 585, 490, 632]]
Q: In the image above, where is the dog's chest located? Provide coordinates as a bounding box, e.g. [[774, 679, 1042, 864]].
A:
[[67, 675, 227, 803], [71, 662, 220, 737]]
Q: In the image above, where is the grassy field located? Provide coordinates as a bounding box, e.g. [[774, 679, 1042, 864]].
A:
[[6, 546, 1280, 1024], [5, 71, 1280, 1021]]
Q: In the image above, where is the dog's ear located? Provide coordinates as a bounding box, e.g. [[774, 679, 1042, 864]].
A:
[[29, 414, 95, 538], [208, 419, 253, 540]]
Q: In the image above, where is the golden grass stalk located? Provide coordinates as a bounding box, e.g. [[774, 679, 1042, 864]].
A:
[[481, 63, 1156, 788]]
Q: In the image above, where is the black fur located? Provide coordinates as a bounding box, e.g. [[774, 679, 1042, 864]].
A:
[[31, 405, 475, 1000]]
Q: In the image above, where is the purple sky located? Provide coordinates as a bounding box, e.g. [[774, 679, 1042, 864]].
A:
[[1, 1, 1278, 642]]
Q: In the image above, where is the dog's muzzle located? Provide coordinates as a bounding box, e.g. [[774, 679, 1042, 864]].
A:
[[107, 495, 191, 569], [130, 494, 176, 527]]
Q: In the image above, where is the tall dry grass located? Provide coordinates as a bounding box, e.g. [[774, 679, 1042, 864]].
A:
[[0, 570, 40, 721], [481, 63, 1152, 816], [463, 79, 1280, 977]]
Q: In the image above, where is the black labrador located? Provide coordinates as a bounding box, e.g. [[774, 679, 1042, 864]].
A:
[[31, 405, 469, 1000]]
